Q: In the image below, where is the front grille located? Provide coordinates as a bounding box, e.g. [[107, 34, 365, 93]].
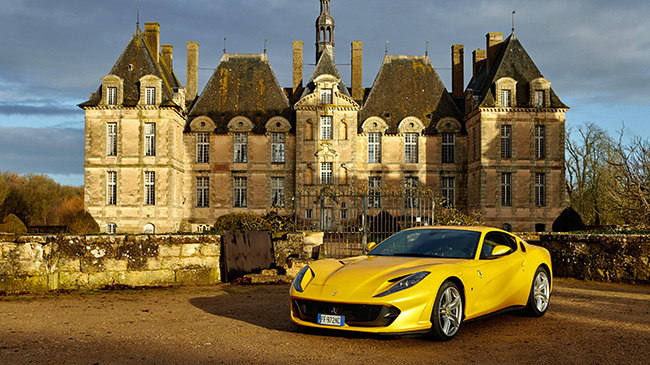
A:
[[293, 299, 400, 327]]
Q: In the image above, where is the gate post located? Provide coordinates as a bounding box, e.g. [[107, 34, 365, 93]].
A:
[[362, 195, 368, 254]]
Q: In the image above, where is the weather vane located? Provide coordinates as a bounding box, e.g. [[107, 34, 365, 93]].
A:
[[512, 10, 516, 33]]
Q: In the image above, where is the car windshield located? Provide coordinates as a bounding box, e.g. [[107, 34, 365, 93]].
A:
[[368, 229, 481, 259]]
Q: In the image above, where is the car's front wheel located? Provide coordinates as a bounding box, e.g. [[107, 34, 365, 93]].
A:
[[525, 266, 551, 317], [429, 281, 463, 341]]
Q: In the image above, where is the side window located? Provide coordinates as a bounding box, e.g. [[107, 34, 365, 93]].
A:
[[480, 232, 516, 259]]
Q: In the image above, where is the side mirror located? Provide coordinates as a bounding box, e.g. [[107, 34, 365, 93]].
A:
[[491, 245, 512, 256], [366, 242, 377, 252]]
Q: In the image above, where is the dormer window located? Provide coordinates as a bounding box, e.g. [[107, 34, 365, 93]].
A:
[[534, 90, 545, 108], [495, 77, 517, 108], [107, 87, 117, 105], [139, 75, 162, 106], [320, 88, 333, 104], [530, 78, 551, 108]]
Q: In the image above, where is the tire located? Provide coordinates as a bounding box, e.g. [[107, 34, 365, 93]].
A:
[[524, 266, 551, 317], [429, 281, 463, 341]]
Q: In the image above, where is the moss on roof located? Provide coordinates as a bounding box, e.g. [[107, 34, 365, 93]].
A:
[[359, 55, 462, 134], [187, 53, 292, 133]]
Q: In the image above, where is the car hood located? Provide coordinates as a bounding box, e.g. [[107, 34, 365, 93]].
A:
[[303, 255, 465, 300]]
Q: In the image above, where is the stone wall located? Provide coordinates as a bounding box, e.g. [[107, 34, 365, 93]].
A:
[[536, 233, 650, 284], [0, 235, 220, 293]]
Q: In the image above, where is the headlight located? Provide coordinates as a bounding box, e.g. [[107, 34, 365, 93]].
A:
[[374, 271, 430, 298], [292, 266, 314, 293]]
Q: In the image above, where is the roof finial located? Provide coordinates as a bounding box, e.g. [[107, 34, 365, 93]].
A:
[[136, 7, 140, 30], [385, 40, 389, 55], [425, 41, 429, 57], [512, 10, 516, 34], [264, 39, 267, 54], [223, 37, 227, 54]]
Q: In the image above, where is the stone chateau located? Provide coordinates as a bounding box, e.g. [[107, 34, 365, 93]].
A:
[[81, 0, 568, 234]]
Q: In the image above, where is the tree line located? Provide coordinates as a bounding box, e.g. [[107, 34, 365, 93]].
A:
[[0, 171, 84, 228], [566, 122, 650, 227]]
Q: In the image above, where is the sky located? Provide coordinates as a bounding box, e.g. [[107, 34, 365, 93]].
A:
[[1, 0, 649, 187]]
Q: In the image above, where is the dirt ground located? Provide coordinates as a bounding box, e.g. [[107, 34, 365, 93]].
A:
[[1, 278, 649, 364]]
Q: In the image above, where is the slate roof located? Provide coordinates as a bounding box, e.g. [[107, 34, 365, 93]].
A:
[[187, 53, 292, 133], [359, 55, 462, 134], [79, 27, 180, 108], [301, 51, 351, 99], [467, 33, 567, 109]]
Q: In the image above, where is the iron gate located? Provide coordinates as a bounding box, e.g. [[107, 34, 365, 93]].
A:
[[295, 187, 438, 258]]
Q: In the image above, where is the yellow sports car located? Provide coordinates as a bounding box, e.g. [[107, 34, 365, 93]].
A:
[[290, 226, 552, 340]]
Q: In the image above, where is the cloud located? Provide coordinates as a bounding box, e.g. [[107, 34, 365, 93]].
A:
[[0, 127, 84, 176]]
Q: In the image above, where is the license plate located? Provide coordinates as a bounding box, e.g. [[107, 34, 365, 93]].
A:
[[317, 314, 345, 327]]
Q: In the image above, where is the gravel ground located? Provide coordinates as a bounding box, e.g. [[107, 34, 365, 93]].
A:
[[1, 278, 649, 364]]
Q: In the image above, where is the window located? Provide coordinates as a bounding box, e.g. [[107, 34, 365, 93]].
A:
[[368, 176, 382, 208], [196, 176, 209, 207], [271, 177, 285, 207], [234, 133, 247, 163], [196, 133, 210, 163], [501, 125, 512, 159], [107, 171, 117, 205], [144, 172, 155, 205], [405, 176, 419, 208], [405, 133, 418, 163], [368, 133, 382, 163], [305, 209, 313, 219], [501, 172, 512, 206], [534, 90, 545, 108], [442, 133, 455, 164], [145, 87, 156, 105], [340, 202, 348, 219], [535, 125, 546, 159], [233, 177, 247, 207], [144, 123, 156, 156], [320, 162, 333, 185], [271, 133, 285, 163], [107, 87, 117, 105], [535, 173, 546, 207], [320, 116, 333, 140], [320, 88, 333, 104], [442, 177, 455, 206], [481, 232, 517, 259], [107, 123, 117, 156], [501, 89, 511, 107], [106, 223, 117, 234]]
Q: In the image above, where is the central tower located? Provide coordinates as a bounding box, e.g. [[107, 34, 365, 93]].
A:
[[316, 0, 335, 62]]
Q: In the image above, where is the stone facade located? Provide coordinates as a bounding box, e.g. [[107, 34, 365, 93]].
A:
[[81, 0, 567, 234]]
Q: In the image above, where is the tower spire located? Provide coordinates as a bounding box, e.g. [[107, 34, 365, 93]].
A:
[[316, 0, 335, 62]]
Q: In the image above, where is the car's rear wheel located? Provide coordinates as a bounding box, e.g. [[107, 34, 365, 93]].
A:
[[429, 281, 463, 341], [525, 266, 551, 317]]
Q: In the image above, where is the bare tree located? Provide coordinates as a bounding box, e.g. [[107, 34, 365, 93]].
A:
[[607, 129, 650, 225], [565, 122, 615, 225]]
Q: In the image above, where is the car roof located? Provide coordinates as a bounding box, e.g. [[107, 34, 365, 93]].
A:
[[401, 226, 498, 233]]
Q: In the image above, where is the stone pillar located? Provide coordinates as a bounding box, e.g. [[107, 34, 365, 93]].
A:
[[451, 44, 464, 97], [351, 41, 363, 103], [186, 42, 199, 104]]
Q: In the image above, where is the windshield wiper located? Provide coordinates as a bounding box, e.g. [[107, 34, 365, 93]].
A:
[[392, 252, 440, 257]]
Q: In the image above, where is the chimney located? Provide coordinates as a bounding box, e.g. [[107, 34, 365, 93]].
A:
[[473, 49, 486, 79], [186, 42, 199, 104], [292, 41, 303, 94], [351, 41, 363, 102], [486, 32, 503, 71], [144, 22, 160, 63], [451, 44, 464, 97], [161, 45, 173, 70]]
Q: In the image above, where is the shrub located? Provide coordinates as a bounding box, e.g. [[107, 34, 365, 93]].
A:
[[214, 212, 272, 232], [552, 207, 586, 232], [435, 206, 484, 226], [0, 214, 28, 234], [67, 210, 100, 235]]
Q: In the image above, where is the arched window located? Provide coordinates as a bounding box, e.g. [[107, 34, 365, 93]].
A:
[[305, 166, 314, 185], [144, 223, 155, 234], [305, 121, 313, 140]]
